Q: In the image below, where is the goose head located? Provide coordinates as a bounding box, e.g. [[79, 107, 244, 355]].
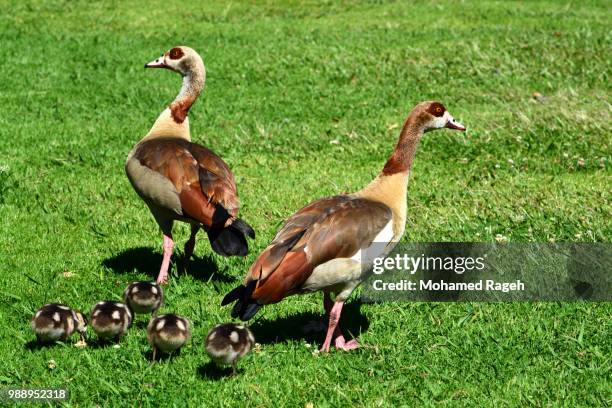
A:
[[145, 46, 204, 77], [411, 101, 466, 133]]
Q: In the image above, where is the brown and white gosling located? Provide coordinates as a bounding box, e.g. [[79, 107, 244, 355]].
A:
[[31, 303, 87, 343], [90, 301, 133, 341], [146, 314, 191, 360], [205, 323, 255, 375], [123, 281, 163, 316]]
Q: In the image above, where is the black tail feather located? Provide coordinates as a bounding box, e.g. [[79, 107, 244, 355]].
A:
[[223, 280, 261, 321], [221, 285, 244, 306], [206, 204, 254, 257], [240, 303, 261, 321], [208, 226, 248, 257], [232, 218, 255, 239], [207, 218, 254, 257]]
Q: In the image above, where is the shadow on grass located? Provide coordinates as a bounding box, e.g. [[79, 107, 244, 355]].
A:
[[134, 320, 150, 330], [25, 338, 92, 351], [87, 337, 123, 349], [197, 362, 234, 380], [143, 349, 183, 363], [102, 246, 234, 283], [24, 339, 60, 351], [250, 300, 369, 346]]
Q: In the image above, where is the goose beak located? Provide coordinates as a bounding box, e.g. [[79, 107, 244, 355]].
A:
[[145, 56, 167, 69], [445, 115, 466, 131]]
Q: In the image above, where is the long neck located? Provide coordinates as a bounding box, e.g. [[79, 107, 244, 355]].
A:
[[170, 68, 205, 124], [356, 117, 423, 235], [141, 60, 205, 142], [381, 117, 423, 176]]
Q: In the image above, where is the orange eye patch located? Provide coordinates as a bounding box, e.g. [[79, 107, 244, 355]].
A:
[[427, 102, 446, 117]]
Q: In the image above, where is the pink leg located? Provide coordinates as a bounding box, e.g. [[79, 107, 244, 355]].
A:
[[322, 294, 360, 351], [184, 225, 198, 264], [156, 234, 174, 284], [320, 301, 344, 352], [323, 293, 342, 338], [334, 336, 360, 351]]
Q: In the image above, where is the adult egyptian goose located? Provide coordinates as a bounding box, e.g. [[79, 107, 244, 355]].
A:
[[126, 46, 255, 284], [222, 101, 466, 352]]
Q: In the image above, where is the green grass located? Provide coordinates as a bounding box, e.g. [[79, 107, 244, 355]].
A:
[[0, 0, 610, 406]]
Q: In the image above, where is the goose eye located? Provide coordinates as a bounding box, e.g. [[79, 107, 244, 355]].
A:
[[427, 103, 445, 117]]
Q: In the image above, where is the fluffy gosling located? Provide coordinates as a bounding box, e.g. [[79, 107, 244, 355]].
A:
[[146, 314, 191, 361], [31, 303, 87, 343], [90, 301, 133, 341], [123, 281, 163, 316], [205, 323, 254, 375]]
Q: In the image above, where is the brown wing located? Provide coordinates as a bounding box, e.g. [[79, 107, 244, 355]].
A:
[[133, 138, 239, 227], [246, 196, 392, 304]]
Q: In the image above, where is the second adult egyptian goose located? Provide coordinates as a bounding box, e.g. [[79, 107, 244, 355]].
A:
[[223, 101, 466, 352], [126, 46, 254, 284]]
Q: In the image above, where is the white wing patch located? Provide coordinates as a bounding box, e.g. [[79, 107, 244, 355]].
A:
[[156, 319, 166, 331], [176, 320, 186, 331], [350, 219, 394, 263]]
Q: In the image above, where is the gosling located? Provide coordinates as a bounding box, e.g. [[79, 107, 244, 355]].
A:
[[90, 301, 133, 341], [146, 314, 191, 361], [31, 303, 87, 343], [123, 281, 163, 316], [205, 323, 254, 375]]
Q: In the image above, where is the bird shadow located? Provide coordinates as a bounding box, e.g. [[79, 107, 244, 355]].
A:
[[144, 349, 183, 363], [183, 254, 234, 284], [87, 338, 122, 349], [134, 320, 150, 330], [197, 362, 235, 380], [102, 246, 234, 283], [24, 339, 60, 351], [250, 300, 369, 346], [102, 247, 161, 280]]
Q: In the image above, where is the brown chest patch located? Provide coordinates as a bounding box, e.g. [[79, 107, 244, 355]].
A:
[[170, 99, 191, 124]]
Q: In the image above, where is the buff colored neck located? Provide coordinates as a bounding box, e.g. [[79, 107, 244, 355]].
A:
[[141, 109, 191, 142], [141, 61, 206, 143], [356, 117, 424, 235]]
